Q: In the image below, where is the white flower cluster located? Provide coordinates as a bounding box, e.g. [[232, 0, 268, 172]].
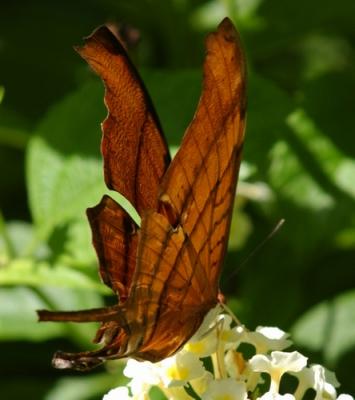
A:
[[103, 305, 353, 400]]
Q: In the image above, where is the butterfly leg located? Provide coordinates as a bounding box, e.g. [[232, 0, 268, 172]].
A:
[[37, 304, 127, 326]]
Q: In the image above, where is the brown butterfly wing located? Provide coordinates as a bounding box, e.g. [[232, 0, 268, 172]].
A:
[[86, 195, 138, 300], [157, 17, 246, 299], [76, 26, 171, 297], [38, 25, 171, 367], [127, 210, 212, 361], [76, 26, 171, 213], [116, 17, 247, 360], [38, 18, 246, 370]]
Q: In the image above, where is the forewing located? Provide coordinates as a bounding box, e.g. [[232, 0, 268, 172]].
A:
[[87, 195, 138, 299], [158, 18, 247, 299], [76, 26, 170, 214]]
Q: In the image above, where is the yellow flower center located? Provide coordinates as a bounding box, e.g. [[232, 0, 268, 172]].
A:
[[215, 395, 234, 400], [185, 341, 204, 353], [167, 365, 189, 381]]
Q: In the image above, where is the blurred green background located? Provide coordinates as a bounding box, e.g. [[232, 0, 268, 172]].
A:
[[1, 0, 354, 399]]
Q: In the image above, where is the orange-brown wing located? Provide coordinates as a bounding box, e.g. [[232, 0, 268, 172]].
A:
[[157, 18, 247, 300], [76, 25, 170, 214], [37, 18, 247, 370], [86, 195, 138, 299], [76, 26, 170, 297], [126, 210, 212, 361], [121, 18, 247, 360]]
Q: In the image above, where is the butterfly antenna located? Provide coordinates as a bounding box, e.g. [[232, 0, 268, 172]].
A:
[[230, 218, 285, 278], [220, 303, 242, 326]]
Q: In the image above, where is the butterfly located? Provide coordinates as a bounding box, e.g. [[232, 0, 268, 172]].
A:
[[38, 17, 246, 371]]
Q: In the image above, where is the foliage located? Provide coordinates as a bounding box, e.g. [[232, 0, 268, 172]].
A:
[[0, 0, 354, 398]]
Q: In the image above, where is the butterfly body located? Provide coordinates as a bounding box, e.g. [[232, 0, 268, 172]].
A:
[[38, 17, 246, 371]]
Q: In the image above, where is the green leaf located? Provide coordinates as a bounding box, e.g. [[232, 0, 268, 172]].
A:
[[25, 80, 107, 243], [0, 286, 65, 341], [59, 217, 96, 267], [45, 372, 126, 400], [27, 136, 65, 229], [287, 109, 355, 200], [0, 220, 48, 259], [0, 258, 109, 294], [268, 139, 335, 211], [192, 0, 264, 31], [27, 135, 106, 242], [149, 386, 169, 400], [0, 285, 104, 344], [291, 290, 355, 365], [36, 284, 105, 346], [33, 80, 104, 156], [49, 155, 105, 227], [108, 191, 141, 227]]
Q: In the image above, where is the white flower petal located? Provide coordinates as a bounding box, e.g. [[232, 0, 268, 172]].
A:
[[291, 366, 316, 399], [258, 392, 295, 400], [186, 307, 243, 356], [124, 359, 160, 396], [189, 305, 222, 342], [323, 382, 337, 400], [159, 352, 205, 387], [184, 331, 218, 357], [129, 377, 150, 397], [337, 395, 354, 400], [221, 326, 242, 346], [249, 354, 272, 373], [164, 386, 194, 400], [292, 364, 340, 400], [310, 364, 337, 400], [190, 372, 213, 396], [242, 327, 292, 354], [124, 359, 159, 384], [256, 327, 288, 340], [250, 351, 307, 394], [201, 378, 247, 400], [103, 387, 132, 400], [270, 351, 307, 372]]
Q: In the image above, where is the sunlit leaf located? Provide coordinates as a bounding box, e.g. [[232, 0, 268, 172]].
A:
[[0, 286, 64, 340], [0, 285, 104, 345], [292, 290, 355, 365], [0, 220, 48, 260], [0, 258, 109, 294], [287, 109, 355, 200], [268, 140, 335, 211], [27, 136, 106, 241]]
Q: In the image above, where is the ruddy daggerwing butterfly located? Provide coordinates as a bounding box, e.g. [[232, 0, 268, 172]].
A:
[[38, 17, 246, 371]]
